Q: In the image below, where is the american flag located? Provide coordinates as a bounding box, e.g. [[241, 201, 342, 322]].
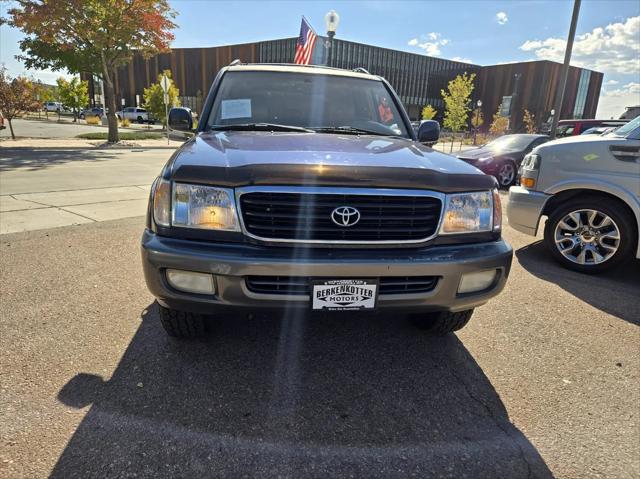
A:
[[294, 17, 317, 65]]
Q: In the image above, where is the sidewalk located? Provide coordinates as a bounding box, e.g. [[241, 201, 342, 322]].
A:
[[0, 138, 182, 149]]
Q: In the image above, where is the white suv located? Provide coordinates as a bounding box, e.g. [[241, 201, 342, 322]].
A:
[[117, 107, 153, 124], [508, 116, 640, 273]]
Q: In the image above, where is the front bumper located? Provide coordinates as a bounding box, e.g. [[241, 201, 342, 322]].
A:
[[507, 186, 550, 236], [141, 230, 513, 315]]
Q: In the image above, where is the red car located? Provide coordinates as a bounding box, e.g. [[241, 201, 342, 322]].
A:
[[555, 119, 627, 137]]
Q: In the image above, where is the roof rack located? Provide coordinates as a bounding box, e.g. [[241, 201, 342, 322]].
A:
[[229, 59, 243, 66], [352, 67, 370, 74]]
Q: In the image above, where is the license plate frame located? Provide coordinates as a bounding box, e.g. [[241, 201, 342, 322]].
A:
[[311, 279, 379, 311]]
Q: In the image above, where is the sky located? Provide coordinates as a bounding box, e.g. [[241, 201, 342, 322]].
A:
[[1, 0, 639, 118]]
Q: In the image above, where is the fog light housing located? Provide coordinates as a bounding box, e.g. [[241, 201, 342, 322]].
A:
[[166, 269, 215, 295], [458, 269, 497, 294]]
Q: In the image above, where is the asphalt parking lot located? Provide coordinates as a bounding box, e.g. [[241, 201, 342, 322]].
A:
[[0, 151, 639, 478]]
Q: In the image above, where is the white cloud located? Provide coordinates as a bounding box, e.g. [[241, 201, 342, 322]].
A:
[[520, 16, 640, 74], [597, 82, 640, 119], [496, 12, 508, 25], [452, 56, 473, 64], [407, 32, 450, 57], [605, 79, 620, 85]]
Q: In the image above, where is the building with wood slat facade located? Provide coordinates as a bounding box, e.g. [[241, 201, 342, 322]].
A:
[[82, 37, 602, 131]]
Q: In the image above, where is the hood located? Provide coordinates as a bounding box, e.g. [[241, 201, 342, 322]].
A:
[[167, 131, 496, 192], [457, 146, 520, 160]]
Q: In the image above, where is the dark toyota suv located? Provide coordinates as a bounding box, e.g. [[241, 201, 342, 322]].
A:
[[142, 64, 512, 338]]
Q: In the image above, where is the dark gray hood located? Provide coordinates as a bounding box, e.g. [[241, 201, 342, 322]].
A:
[[165, 131, 497, 192]]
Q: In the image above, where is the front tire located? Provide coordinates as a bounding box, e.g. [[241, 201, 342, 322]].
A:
[[158, 306, 206, 338], [137, 116, 144, 124], [410, 309, 474, 335], [543, 197, 636, 273], [495, 160, 517, 188]]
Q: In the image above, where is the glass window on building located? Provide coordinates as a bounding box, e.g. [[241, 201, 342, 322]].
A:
[[572, 70, 591, 119]]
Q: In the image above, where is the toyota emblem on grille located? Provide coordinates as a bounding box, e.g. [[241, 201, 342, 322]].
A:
[[331, 206, 361, 227]]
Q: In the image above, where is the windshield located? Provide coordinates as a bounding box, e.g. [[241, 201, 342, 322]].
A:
[[207, 71, 409, 137], [484, 135, 536, 151], [610, 116, 640, 137]]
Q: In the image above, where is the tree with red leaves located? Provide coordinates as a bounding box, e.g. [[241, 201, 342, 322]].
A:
[[0, 68, 40, 140], [8, 0, 177, 143]]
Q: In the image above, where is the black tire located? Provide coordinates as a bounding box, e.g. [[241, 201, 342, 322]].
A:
[[410, 309, 474, 335], [495, 160, 517, 188], [137, 116, 144, 124], [158, 306, 206, 338], [543, 196, 636, 273]]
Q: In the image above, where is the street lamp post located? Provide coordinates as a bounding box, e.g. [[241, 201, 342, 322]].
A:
[[324, 10, 340, 67], [473, 99, 482, 145]]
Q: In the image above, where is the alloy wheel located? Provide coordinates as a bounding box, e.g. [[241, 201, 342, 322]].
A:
[[497, 162, 515, 186], [553, 209, 621, 265]]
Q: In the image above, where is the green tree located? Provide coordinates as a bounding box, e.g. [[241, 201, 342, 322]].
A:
[[421, 104, 437, 120], [0, 68, 39, 139], [57, 77, 89, 122], [441, 72, 476, 152], [143, 70, 180, 128], [33, 81, 57, 119], [8, 0, 177, 143], [471, 109, 484, 129], [523, 109, 536, 134], [489, 108, 509, 136]]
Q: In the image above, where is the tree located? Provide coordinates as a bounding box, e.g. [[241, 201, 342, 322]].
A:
[[57, 76, 89, 122], [0, 69, 39, 139], [8, 0, 177, 143], [143, 70, 180, 128], [489, 109, 509, 136], [33, 81, 56, 119], [421, 104, 437, 120], [441, 72, 476, 152], [523, 109, 536, 134]]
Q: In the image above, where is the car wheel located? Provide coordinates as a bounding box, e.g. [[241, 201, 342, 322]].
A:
[[495, 160, 516, 188], [543, 197, 636, 273], [137, 116, 144, 124], [409, 309, 474, 335], [158, 305, 206, 338]]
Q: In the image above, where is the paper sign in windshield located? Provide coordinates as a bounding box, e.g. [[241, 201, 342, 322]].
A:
[[312, 279, 377, 310], [221, 99, 251, 119]]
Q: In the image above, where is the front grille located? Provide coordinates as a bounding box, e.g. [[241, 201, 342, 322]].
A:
[[245, 276, 439, 296], [239, 190, 442, 243]]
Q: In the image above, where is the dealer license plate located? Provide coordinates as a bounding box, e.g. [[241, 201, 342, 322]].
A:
[[311, 279, 378, 311]]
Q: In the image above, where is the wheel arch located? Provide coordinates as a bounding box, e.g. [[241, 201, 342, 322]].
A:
[[541, 187, 640, 258]]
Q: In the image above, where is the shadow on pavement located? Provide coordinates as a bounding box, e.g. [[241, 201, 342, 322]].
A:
[[516, 241, 640, 326], [51, 304, 553, 478], [0, 149, 119, 172]]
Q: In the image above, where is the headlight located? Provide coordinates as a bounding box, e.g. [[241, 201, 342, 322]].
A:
[[439, 191, 496, 234], [152, 178, 171, 227], [521, 154, 540, 170], [172, 183, 240, 231]]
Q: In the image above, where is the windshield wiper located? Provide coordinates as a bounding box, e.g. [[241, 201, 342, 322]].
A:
[[312, 126, 390, 136], [209, 123, 314, 133]]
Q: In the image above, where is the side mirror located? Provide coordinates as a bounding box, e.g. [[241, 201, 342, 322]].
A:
[[168, 107, 193, 132], [417, 120, 440, 144]]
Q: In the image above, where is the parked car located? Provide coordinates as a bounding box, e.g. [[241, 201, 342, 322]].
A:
[[620, 106, 640, 120], [508, 115, 640, 273], [43, 101, 63, 112], [117, 107, 153, 124], [580, 126, 617, 136], [79, 107, 104, 119], [554, 119, 627, 137], [456, 134, 549, 188], [141, 63, 512, 338]]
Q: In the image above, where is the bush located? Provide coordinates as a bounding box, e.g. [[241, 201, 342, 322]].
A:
[[85, 115, 100, 125], [121, 118, 131, 127]]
